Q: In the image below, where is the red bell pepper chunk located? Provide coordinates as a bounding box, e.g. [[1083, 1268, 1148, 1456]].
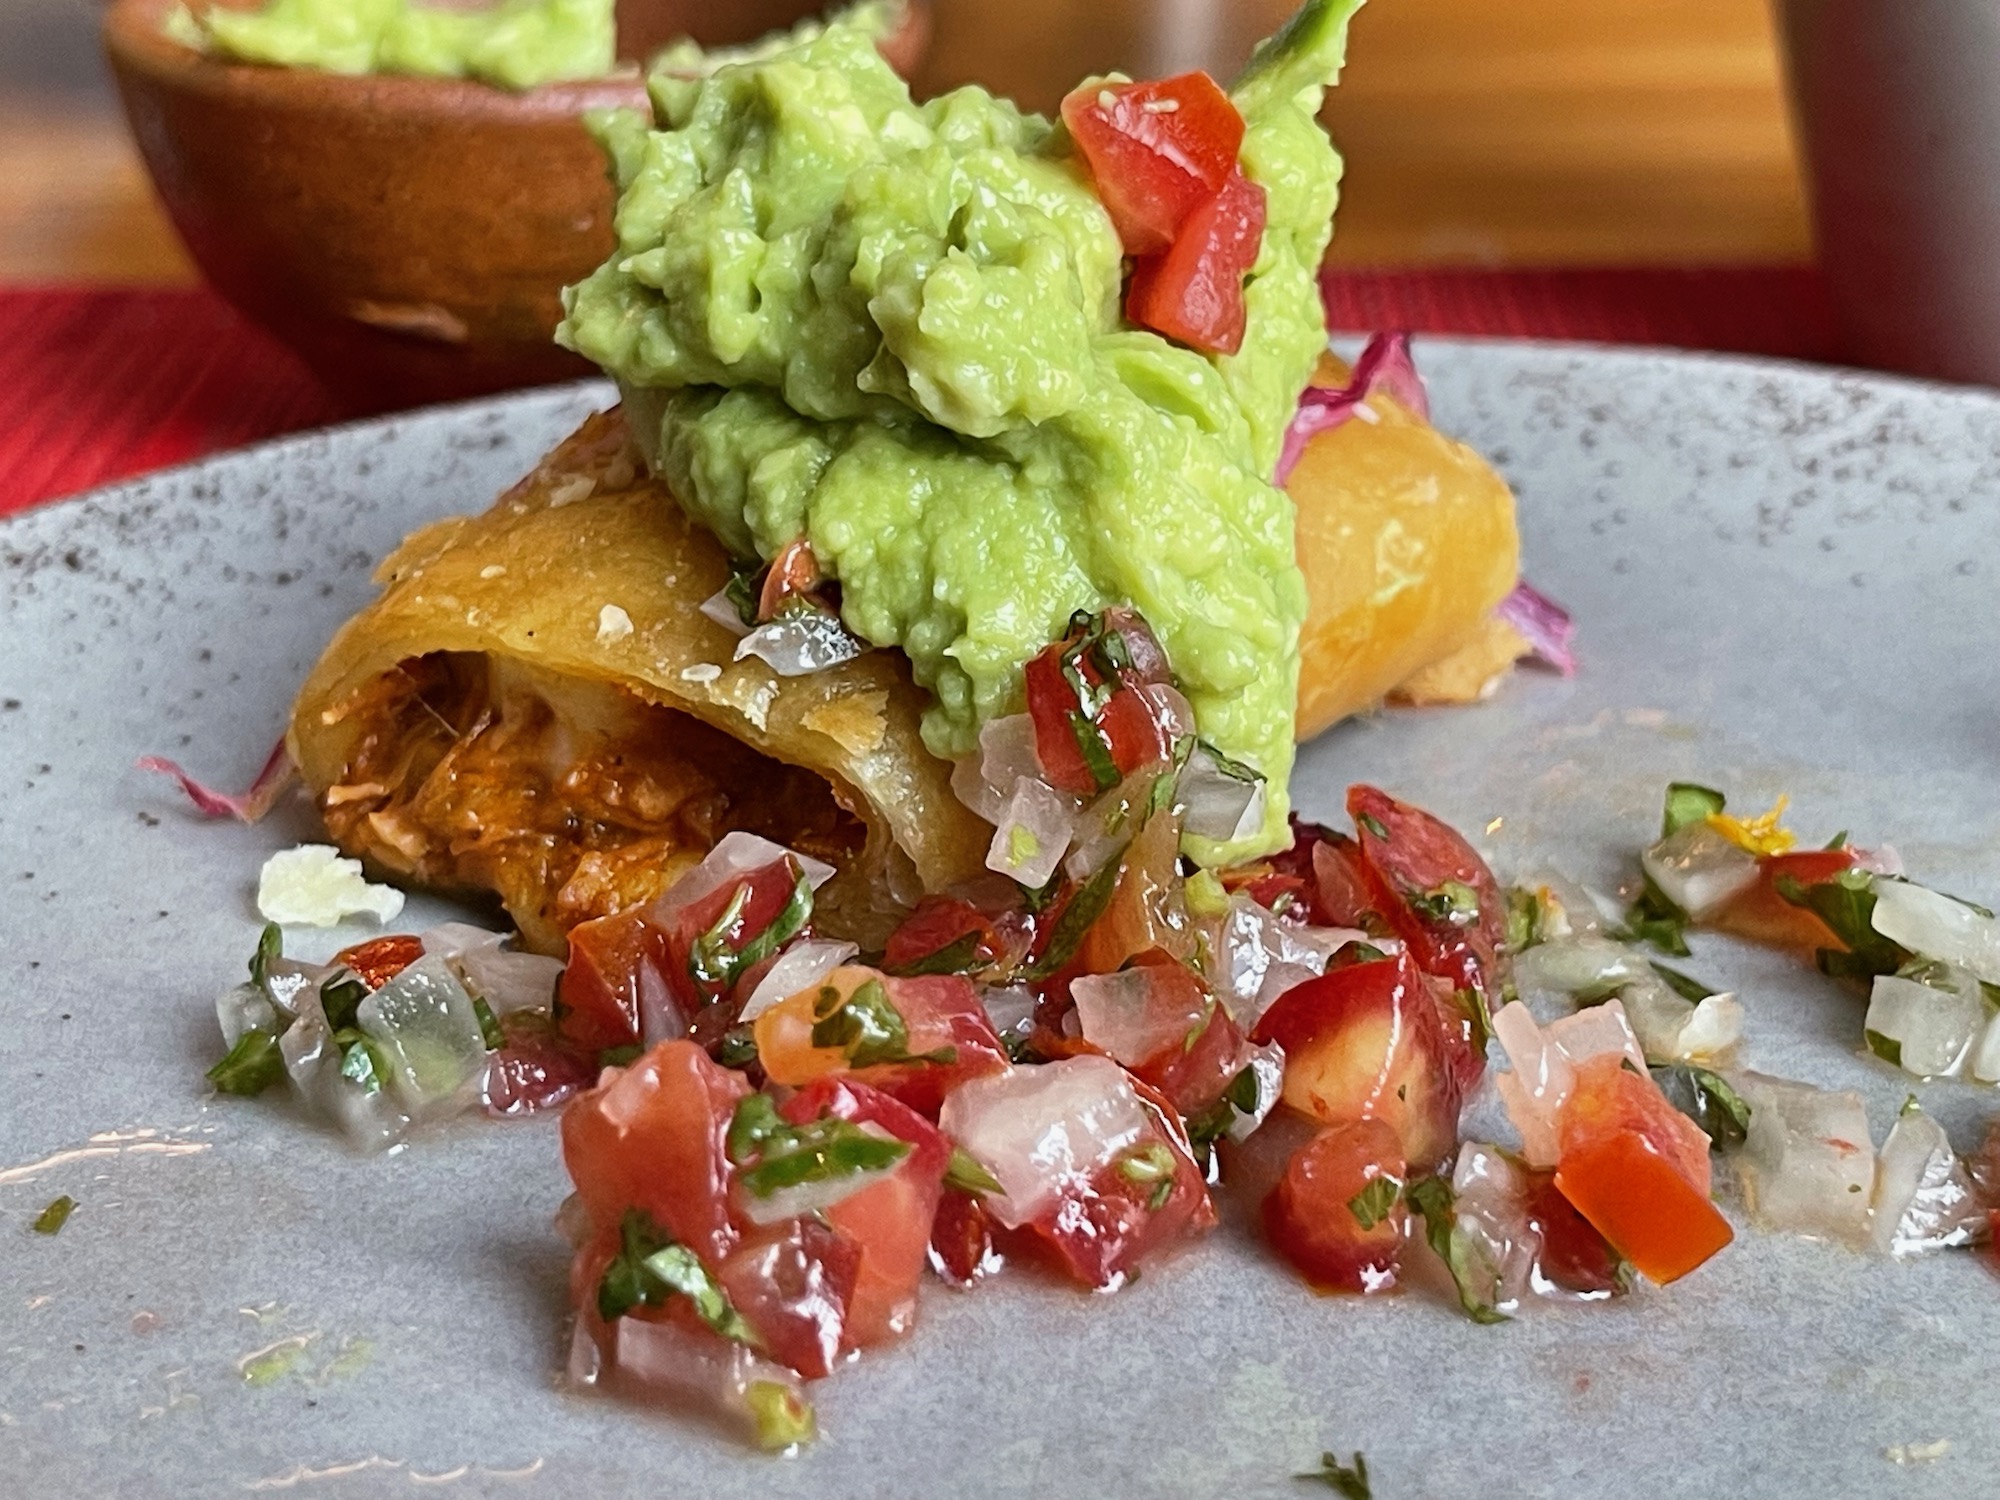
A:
[[332, 933, 425, 991], [1124, 169, 1266, 355], [1061, 71, 1246, 254]]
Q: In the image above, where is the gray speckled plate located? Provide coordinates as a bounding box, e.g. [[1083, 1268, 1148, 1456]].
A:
[[3, 344, 1998, 1500]]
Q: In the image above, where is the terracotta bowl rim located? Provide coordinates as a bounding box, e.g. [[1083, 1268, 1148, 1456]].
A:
[[104, 0, 652, 119]]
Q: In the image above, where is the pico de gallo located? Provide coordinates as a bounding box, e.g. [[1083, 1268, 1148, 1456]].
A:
[[206, 602, 2000, 1450]]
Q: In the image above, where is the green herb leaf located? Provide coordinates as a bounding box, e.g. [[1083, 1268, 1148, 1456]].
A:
[[688, 865, 815, 993], [885, 929, 985, 978], [318, 975, 369, 1034], [1824, 830, 1849, 851], [207, 1028, 285, 1097], [1405, 1176, 1509, 1325], [1346, 1175, 1401, 1231], [1647, 960, 1718, 1004], [1357, 813, 1389, 841], [713, 1025, 759, 1070], [812, 977, 908, 1065], [1865, 1028, 1904, 1068], [334, 1030, 387, 1095], [1621, 871, 1692, 957], [1023, 856, 1123, 979], [1503, 885, 1546, 955], [598, 1043, 644, 1069], [32, 1195, 75, 1236], [472, 996, 505, 1052], [248, 921, 283, 989], [1115, 1142, 1176, 1185], [727, 1094, 912, 1198], [1067, 709, 1121, 792], [1648, 1064, 1752, 1150], [1661, 782, 1727, 837], [1297, 1450, 1372, 1499], [724, 562, 760, 627], [596, 1210, 759, 1347], [1774, 869, 1910, 981], [1409, 880, 1481, 927], [945, 1147, 1003, 1196]]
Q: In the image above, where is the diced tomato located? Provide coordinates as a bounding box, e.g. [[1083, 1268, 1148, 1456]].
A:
[[753, 967, 1008, 1118], [1262, 1119, 1407, 1293], [1061, 71, 1245, 255], [1305, 829, 1383, 931], [778, 1078, 951, 1347], [561, 1040, 750, 1270], [333, 933, 425, 991], [662, 856, 813, 1021], [1552, 1054, 1732, 1285], [714, 1215, 859, 1381], [1711, 846, 1863, 955], [756, 539, 822, 622], [1519, 1169, 1625, 1297], [1348, 785, 1507, 1091], [1022, 613, 1174, 797], [928, 1189, 1002, 1287], [1250, 948, 1463, 1174], [1124, 169, 1266, 355], [883, 897, 1003, 977], [559, 905, 673, 1056], [1106, 951, 1259, 1118], [1021, 1078, 1216, 1289], [1219, 867, 1312, 921], [483, 1011, 599, 1118]]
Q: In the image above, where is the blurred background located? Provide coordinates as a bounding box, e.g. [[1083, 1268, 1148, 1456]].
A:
[[1, 0, 1809, 280]]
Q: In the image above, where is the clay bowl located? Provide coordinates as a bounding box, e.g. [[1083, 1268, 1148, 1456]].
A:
[[103, 0, 931, 413]]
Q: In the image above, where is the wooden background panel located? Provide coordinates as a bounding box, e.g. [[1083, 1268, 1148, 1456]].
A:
[[0, 0, 1811, 282]]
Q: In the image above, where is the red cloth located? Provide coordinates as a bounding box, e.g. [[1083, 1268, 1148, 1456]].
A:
[[0, 269, 1841, 515]]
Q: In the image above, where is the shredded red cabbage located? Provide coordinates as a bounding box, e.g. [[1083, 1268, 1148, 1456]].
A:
[[138, 739, 295, 822], [1277, 332, 1429, 483], [1496, 582, 1577, 676]]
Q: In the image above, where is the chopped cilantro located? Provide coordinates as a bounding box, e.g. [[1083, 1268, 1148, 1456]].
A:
[[945, 1148, 1003, 1196], [727, 1093, 911, 1198], [689, 866, 813, 992], [1865, 1029, 1904, 1068], [1297, 1450, 1372, 1499], [597, 1209, 758, 1345], [1346, 1176, 1401, 1231], [207, 1028, 285, 1097], [1621, 872, 1692, 957], [318, 974, 368, 1033], [886, 929, 985, 978], [811, 978, 955, 1068], [714, 1026, 759, 1070], [1357, 813, 1389, 841], [1067, 710, 1121, 792], [1774, 868, 1909, 980], [1116, 1142, 1176, 1185], [1661, 782, 1727, 838], [1023, 857, 1122, 979], [472, 996, 505, 1051], [1405, 1176, 1508, 1325], [32, 1195, 75, 1236], [1824, 830, 1849, 851], [1410, 880, 1481, 926], [723, 563, 760, 627], [248, 921, 283, 990], [598, 1043, 644, 1069], [1649, 1064, 1751, 1149], [335, 1030, 388, 1095], [1503, 886, 1546, 955]]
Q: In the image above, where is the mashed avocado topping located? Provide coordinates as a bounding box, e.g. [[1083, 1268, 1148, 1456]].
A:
[[179, 0, 615, 90], [561, 0, 1364, 862]]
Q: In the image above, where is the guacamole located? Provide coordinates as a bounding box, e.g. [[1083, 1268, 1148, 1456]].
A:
[[186, 0, 615, 90], [561, 0, 1364, 862]]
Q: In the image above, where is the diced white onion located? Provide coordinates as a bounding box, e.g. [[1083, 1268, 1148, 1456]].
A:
[[597, 1309, 809, 1448], [1511, 937, 1654, 998], [657, 831, 836, 916], [980, 984, 1037, 1046], [985, 778, 1074, 888], [1640, 823, 1759, 921], [937, 1057, 1150, 1228], [215, 983, 279, 1048], [1206, 892, 1363, 1026], [1448, 1143, 1535, 1313], [698, 586, 754, 639], [358, 954, 489, 1119], [278, 980, 411, 1153], [1731, 1071, 1875, 1244], [1138, 682, 1198, 741], [1870, 880, 2000, 985], [1971, 1009, 2000, 1084], [1070, 968, 1207, 1067], [1514, 871, 1613, 941], [952, 715, 1045, 824], [733, 606, 869, 677], [1864, 968, 1984, 1078], [1175, 745, 1266, 844], [737, 938, 860, 1022], [1618, 974, 1743, 1064], [1064, 773, 1157, 882], [1870, 1107, 1984, 1256], [422, 923, 564, 1015]]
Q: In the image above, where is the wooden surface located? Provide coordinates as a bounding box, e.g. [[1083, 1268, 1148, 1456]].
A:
[[0, 0, 1810, 285]]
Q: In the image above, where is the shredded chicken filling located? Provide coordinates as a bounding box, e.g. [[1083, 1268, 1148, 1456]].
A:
[[317, 653, 864, 953]]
